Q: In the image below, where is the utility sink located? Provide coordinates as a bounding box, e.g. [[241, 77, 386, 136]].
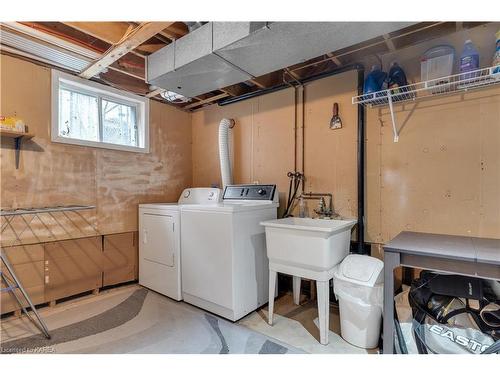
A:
[[261, 217, 357, 271]]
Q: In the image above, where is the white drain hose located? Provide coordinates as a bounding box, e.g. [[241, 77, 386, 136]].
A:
[[219, 118, 235, 188]]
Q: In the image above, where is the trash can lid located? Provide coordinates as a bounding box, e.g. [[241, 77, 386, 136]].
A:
[[336, 254, 384, 286]]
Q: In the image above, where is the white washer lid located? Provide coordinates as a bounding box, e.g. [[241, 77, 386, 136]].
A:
[[181, 201, 278, 213], [139, 203, 179, 211], [337, 254, 384, 286]]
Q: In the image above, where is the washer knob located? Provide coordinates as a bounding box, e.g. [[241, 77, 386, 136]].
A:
[[183, 190, 191, 198], [257, 188, 266, 196]]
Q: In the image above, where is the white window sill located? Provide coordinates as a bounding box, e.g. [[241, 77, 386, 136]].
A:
[[51, 135, 150, 154]]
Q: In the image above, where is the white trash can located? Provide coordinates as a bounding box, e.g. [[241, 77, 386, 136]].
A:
[[333, 254, 384, 349]]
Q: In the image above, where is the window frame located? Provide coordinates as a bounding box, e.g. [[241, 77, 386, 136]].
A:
[[51, 70, 149, 153]]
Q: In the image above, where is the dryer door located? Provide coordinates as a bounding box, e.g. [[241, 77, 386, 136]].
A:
[[141, 213, 175, 267]]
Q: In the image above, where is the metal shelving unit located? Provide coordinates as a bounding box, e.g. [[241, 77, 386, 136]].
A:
[[352, 66, 500, 142], [0, 205, 97, 247], [0, 205, 96, 217]]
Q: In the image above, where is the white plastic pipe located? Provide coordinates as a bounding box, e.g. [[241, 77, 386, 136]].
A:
[[218, 118, 235, 188]]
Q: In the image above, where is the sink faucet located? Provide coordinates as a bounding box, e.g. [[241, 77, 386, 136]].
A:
[[300, 192, 339, 219]]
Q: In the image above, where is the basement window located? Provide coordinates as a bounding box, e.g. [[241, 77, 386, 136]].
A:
[[51, 70, 149, 153]]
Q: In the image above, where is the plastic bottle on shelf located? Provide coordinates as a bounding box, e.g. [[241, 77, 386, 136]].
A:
[[363, 65, 387, 94], [459, 40, 480, 80], [492, 30, 500, 75], [363, 65, 388, 103], [387, 62, 410, 101]]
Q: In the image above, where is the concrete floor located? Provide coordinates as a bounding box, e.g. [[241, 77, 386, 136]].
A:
[[0, 284, 375, 354], [241, 292, 375, 354]]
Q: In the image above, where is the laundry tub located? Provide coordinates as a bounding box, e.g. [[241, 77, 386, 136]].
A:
[[333, 254, 384, 349]]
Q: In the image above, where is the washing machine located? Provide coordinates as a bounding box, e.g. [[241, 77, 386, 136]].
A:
[[138, 187, 221, 300], [181, 184, 278, 321]]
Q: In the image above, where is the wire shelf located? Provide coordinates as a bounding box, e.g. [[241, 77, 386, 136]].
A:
[[353, 66, 500, 107], [0, 205, 98, 247], [352, 66, 500, 142], [0, 205, 95, 217]]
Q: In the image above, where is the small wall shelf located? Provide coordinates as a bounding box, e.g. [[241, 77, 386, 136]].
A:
[[352, 66, 500, 142], [0, 129, 35, 169]]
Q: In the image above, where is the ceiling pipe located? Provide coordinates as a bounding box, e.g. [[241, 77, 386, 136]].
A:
[[218, 63, 368, 255]]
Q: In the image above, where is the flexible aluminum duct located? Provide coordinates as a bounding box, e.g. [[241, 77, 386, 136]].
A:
[[218, 118, 235, 188]]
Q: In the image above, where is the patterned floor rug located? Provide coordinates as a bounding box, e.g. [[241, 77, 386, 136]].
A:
[[0, 286, 303, 354]]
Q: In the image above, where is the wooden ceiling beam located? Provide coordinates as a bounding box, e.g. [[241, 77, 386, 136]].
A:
[[79, 22, 173, 79], [382, 33, 397, 52], [220, 83, 248, 97], [146, 87, 164, 98], [326, 52, 342, 66], [247, 79, 266, 89], [63, 22, 131, 45], [183, 93, 229, 110], [63, 22, 147, 58], [162, 22, 189, 39]]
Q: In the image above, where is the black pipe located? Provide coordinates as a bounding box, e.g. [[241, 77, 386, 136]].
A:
[[219, 64, 365, 106], [356, 68, 366, 255], [218, 63, 366, 254]]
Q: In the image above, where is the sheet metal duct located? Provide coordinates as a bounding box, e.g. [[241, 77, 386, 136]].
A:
[[147, 22, 416, 98], [147, 23, 254, 98]]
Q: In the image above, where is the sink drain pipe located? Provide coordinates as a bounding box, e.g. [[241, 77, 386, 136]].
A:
[[219, 64, 367, 254]]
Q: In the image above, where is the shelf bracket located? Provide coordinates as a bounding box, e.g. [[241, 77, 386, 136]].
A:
[[387, 92, 399, 143], [14, 136, 22, 169]]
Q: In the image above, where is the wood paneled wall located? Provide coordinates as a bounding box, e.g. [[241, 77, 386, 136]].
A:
[[1, 23, 499, 249], [0, 55, 192, 246], [192, 24, 500, 244]]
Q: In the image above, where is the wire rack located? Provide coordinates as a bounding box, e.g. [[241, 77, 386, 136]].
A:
[[352, 66, 500, 142], [353, 66, 500, 107], [0, 205, 98, 247]]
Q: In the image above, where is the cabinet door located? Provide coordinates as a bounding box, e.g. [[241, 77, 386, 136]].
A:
[[44, 236, 102, 301], [1, 244, 45, 314], [140, 214, 175, 267], [102, 232, 138, 287]]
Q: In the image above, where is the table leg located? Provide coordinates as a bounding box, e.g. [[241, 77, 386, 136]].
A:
[[383, 251, 400, 354], [293, 276, 301, 305], [317, 280, 330, 345], [268, 269, 277, 325]]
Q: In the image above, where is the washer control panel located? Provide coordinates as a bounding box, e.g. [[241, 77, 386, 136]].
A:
[[223, 184, 276, 201]]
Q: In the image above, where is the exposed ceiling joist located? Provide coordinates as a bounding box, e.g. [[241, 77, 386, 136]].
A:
[[62, 22, 147, 59], [146, 87, 164, 98], [2, 22, 146, 81], [63, 22, 131, 45], [326, 52, 342, 66], [382, 33, 397, 52], [159, 23, 189, 40], [79, 22, 173, 79], [183, 93, 229, 110], [248, 78, 266, 89]]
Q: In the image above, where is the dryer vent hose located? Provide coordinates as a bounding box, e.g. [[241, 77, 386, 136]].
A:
[[219, 118, 235, 188]]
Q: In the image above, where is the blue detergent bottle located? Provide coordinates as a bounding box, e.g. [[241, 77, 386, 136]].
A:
[[388, 62, 411, 101], [459, 40, 480, 80], [364, 65, 387, 94]]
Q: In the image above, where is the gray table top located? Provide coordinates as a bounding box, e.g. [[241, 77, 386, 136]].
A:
[[384, 231, 500, 265]]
